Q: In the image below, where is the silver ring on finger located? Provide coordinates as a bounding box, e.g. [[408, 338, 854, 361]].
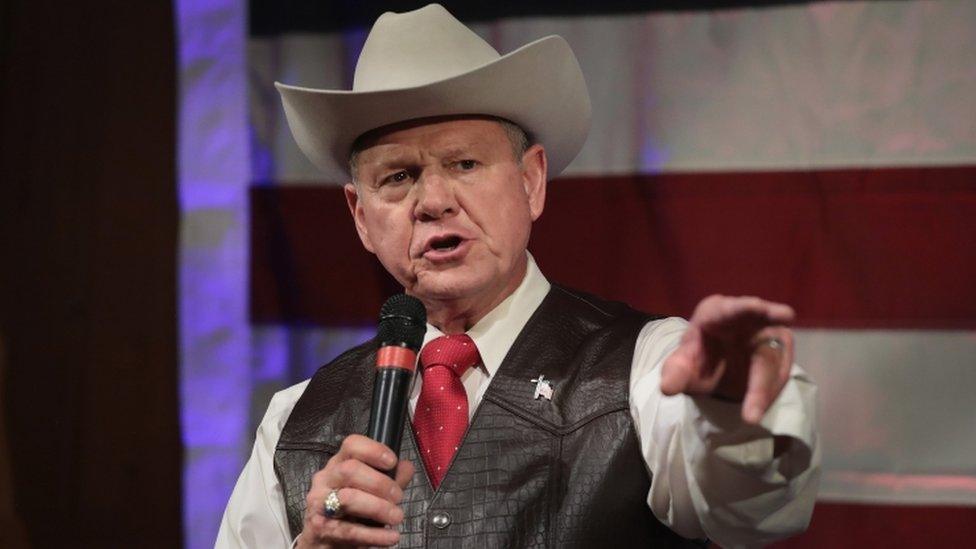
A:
[[323, 488, 343, 519], [757, 336, 785, 352]]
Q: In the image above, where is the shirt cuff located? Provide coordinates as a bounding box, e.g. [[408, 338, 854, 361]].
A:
[[688, 365, 816, 478]]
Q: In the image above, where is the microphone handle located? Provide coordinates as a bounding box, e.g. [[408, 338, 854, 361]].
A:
[[366, 366, 414, 471]]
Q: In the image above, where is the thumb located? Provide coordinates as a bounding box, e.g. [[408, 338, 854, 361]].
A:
[[660, 326, 702, 396]]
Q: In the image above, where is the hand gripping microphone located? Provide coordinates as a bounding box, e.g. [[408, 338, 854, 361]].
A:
[[366, 294, 427, 468]]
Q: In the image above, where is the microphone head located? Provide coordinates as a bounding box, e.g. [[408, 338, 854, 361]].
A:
[[378, 294, 427, 351]]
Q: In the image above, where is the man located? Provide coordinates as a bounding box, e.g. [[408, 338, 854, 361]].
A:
[[218, 4, 819, 548]]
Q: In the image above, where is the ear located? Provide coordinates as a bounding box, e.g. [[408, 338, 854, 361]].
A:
[[520, 144, 548, 221], [344, 183, 376, 254]]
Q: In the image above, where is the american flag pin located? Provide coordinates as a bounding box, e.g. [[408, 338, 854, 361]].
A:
[[530, 375, 554, 401]]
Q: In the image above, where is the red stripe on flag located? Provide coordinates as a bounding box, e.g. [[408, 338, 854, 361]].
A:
[[250, 167, 976, 327], [768, 502, 976, 548]]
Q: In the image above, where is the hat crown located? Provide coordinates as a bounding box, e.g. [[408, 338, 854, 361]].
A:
[[354, 4, 500, 92]]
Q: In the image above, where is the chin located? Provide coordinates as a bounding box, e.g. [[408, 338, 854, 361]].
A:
[[410, 268, 494, 303]]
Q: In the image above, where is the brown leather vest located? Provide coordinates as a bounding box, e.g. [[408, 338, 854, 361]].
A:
[[274, 285, 707, 547]]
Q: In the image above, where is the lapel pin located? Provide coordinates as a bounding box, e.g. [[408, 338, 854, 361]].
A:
[[530, 375, 554, 401]]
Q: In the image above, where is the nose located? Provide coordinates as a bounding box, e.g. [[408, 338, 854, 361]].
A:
[[414, 170, 458, 221]]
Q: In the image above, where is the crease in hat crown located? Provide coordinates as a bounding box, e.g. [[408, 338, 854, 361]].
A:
[[354, 4, 500, 92], [274, 2, 591, 182]]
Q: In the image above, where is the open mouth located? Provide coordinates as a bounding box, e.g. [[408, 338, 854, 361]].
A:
[[428, 235, 463, 253]]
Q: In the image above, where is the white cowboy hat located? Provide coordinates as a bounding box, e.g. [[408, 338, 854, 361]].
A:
[[275, 3, 591, 183]]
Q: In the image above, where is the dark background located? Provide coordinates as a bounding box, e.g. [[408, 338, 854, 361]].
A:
[[248, 0, 811, 35], [1, 1, 181, 547]]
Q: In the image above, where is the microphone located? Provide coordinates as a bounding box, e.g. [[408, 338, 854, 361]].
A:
[[366, 294, 427, 468]]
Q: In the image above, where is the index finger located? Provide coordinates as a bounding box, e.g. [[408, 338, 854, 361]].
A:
[[335, 434, 399, 472], [692, 295, 796, 331]]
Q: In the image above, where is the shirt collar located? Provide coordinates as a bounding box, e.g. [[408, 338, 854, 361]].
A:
[[422, 252, 550, 377]]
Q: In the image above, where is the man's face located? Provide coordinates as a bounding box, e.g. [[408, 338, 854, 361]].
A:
[[345, 118, 547, 313]]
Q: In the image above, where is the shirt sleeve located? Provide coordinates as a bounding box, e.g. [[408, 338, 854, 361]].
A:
[[630, 317, 821, 548], [215, 380, 309, 549]]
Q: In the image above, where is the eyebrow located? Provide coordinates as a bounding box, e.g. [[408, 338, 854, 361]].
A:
[[371, 145, 478, 168], [437, 147, 474, 159], [369, 151, 416, 171]]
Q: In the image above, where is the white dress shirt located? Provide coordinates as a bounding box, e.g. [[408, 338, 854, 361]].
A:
[[216, 255, 820, 548]]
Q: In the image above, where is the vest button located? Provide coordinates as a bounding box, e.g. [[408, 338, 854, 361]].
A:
[[431, 512, 451, 529]]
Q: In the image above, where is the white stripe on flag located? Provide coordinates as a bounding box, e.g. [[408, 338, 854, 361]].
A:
[[250, 0, 976, 182], [797, 328, 976, 506]]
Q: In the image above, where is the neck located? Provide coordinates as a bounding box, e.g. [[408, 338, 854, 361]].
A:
[[421, 256, 528, 334]]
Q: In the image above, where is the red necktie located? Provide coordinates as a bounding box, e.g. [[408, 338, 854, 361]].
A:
[[413, 334, 480, 489]]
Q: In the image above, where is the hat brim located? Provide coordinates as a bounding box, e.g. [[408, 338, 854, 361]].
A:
[[275, 35, 590, 183]]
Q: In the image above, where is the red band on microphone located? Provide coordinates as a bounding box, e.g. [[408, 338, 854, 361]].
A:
[[376, 346, 417, 371]]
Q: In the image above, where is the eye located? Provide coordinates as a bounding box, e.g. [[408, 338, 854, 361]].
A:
[[383, 170, 411, 185], [456, 159, 478, 171]]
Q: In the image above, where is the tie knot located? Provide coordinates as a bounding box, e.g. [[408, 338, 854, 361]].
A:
[[420, 334, 480, 377]]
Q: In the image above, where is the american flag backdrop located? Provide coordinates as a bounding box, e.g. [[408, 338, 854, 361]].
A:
[[177, 1, 976, 547]]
